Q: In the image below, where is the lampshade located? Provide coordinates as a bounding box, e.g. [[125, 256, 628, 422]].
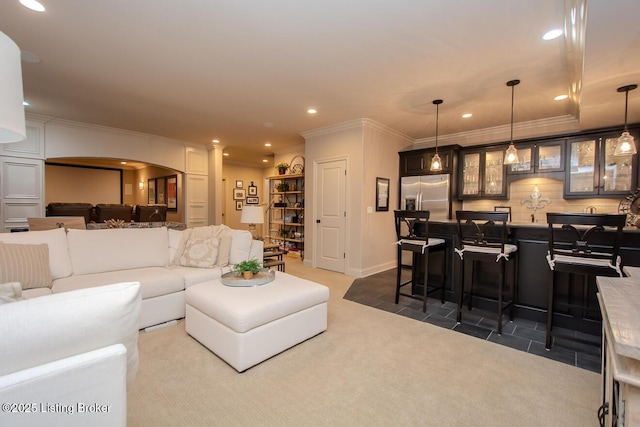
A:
[[241, 205, 264, 240], [430, 99, 443, 172], [614, 84, 638, 156], [240, 205, 264, 224], [0, 31, 26, 144], [503, 79, 520, 165]]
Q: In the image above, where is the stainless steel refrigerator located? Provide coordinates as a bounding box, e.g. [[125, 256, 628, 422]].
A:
[[400, 174, 458, 221]]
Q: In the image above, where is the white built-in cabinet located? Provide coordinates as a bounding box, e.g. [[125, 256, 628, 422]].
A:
[[0, 121, 45, 232]]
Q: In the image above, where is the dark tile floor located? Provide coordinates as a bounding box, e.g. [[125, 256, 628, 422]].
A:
[[343, 268, 602, 373]]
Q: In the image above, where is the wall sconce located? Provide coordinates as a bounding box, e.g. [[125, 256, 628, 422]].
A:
[[139, 181, 144, 190]]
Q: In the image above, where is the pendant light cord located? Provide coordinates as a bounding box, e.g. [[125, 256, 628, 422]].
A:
[[624, 89, 629, 132], [510, 83, 515, 143], [435, 102, 439, 153]]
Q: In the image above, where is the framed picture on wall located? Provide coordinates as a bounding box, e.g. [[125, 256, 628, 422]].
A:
[[248, 181, 257, 196], [236, 180, 243, 188], [166, 175, 177, 211], [148, 178, 156, 204], [246, 196, 259, 204], [233, 188, 246, 200], [236, 201, 243, 210], [376, 177, 390, 212], [156, 177, 166, 205]]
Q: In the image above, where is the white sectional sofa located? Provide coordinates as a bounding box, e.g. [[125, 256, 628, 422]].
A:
[[0, 225, 263, 329]]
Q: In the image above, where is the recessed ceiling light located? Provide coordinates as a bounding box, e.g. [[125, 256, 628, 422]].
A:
[[223, 152, 229, 156], [462, 113, 472, 118], [23, 101, 30, 106], [543, 29, 563, 40], [120, 161, 127, 165], [262, 159, 269, 163], [212, 139, 219, 143], [264, 143, 271, 147], [19, 0, 46, 12], [554, 94, 569, 101], [307, 108, 317, 114]]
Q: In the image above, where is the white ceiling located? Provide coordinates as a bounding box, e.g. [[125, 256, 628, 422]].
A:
[[1, 0, 640, 167]]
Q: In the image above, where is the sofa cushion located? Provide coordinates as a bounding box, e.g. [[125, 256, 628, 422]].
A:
[[0, 242, 52, 289], [52, 267, 184, 300], [229, 229, 254, 265], [217, 234, 233, 267], [0, 282, 141, 389], [168, 229, 184, 262], [0, 227, 72, 280], [168, 265, 229, 288], [67, 227, 170, 275], [179, 237, 220, 268]]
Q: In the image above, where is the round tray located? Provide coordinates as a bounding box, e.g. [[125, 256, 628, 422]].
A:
[[220, 269, 276, 287]]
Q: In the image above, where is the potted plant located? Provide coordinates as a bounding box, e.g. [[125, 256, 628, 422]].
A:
[[233, 259, 263, 279], [276, 162, 289, 175], [276, 182, 289, 192]]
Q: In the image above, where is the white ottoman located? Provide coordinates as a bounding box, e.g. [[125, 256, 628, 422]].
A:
[[185, 272, 330, 372]]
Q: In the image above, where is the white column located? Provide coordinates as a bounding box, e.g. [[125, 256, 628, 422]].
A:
[[207, 143, 225, 225]]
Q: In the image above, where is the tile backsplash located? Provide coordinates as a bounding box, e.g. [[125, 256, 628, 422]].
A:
[[462, 177, 625, 224]]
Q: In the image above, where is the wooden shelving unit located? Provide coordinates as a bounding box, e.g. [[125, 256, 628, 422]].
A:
[[266, 173, 304, 259]]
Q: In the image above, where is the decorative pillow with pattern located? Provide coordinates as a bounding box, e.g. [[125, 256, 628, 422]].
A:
[[0, 242, 52, 289], [0, 281, 24, 305], [179, 237, 220, 268]]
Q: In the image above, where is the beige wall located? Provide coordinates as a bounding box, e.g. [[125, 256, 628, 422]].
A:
[[222, 163, 270, 234], [304, 119, 412, 277]]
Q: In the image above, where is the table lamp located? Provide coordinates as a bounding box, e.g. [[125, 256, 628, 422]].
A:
[[240, 205, 264, 240]]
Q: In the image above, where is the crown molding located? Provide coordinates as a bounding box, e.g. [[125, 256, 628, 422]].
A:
[[301, 118, 413, 143], [412, 115, 580, 149]]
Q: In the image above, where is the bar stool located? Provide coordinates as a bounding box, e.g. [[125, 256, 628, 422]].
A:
[[455, 211, 517, 334], [394, 210, 447, 313], [545, 213, 626, 350]]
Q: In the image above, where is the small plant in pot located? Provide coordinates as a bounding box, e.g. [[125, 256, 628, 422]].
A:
[[233, 259, 263, 279], [276, 162, 289, 175]]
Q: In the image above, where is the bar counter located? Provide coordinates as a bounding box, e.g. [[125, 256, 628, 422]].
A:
[[423, 220, 640, 335]]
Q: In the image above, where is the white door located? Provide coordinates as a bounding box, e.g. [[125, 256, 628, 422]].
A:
[[316, 159, 346, 272]]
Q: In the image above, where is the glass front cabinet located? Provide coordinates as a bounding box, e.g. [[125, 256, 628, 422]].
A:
[[459, 147, 507, 199], [565, 132, 637, 198], [506, 140, 565, 175]]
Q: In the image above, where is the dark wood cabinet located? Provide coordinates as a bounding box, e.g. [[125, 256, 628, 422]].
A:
[[565, 129, 638, 198], [459, 146, 508, 199], [507, 139, 565, 175], [399, 145, 459, 176]]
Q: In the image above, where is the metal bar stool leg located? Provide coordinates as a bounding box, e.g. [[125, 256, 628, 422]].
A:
[[546, 272, 555, 349]]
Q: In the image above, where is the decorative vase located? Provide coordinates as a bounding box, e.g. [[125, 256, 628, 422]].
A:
[[278, 168, 286, 175], [243, 271, 254, 279]]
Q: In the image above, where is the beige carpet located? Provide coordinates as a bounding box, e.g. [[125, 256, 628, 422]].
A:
[[128, 260, 600, 426]]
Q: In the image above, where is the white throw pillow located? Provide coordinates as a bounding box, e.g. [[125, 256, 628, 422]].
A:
[[229, 230, 253, 264], [179, 237, 220, 268], [0, 282, 23, 305]]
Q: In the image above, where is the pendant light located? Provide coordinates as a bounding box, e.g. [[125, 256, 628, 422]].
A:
[[503, 79, 520, 165], [430, 99, 443, 171], [614, 84, 638, 156]]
